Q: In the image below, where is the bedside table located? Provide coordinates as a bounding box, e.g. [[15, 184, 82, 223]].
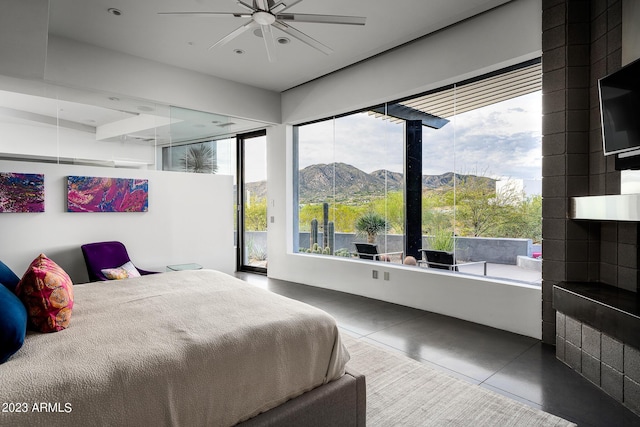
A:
[[166, 263, 203, 272]]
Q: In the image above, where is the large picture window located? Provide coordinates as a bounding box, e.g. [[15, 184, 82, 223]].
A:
[[294, 60, 542, 284], [296, 111, 404, 259]]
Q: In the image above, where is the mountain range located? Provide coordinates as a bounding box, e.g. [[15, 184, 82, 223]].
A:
[[245, 162, 495, 203]]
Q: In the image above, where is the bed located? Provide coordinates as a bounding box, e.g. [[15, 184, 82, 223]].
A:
[[0, 269, 365, 426]]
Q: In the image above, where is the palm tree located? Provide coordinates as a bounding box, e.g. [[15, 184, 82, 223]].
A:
[[355, 212, 388, 244], [179, 144, 218, 173]]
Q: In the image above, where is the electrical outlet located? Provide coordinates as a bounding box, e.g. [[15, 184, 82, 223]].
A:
[[384, 272, 390, 281], [372, 270, 378, 279]]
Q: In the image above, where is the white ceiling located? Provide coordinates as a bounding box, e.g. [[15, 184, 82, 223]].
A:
[[48, 0, 512, 92]]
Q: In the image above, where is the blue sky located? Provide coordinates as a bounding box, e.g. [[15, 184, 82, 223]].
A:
[[298, 91, 542, 181]]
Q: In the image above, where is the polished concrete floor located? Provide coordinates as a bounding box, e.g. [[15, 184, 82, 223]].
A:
[[236, 272, 640, 427]]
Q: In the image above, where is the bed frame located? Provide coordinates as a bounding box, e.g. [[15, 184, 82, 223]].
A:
[[239, 368, 366, 427]]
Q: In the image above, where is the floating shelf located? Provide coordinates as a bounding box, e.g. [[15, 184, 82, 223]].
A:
[[570, 194, 640, 221]]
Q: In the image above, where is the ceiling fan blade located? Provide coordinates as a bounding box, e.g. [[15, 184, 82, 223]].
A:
[[158, 12, 252, 18], [209, 20, 259, 50], [277, 13, 366, 25], [255, 0, 270, 11], [236, 1, 255, 13], [270, 0, 303, 14], [261, 24, 277, 63], [270, 2, 287, 14], [272, 21, 333, 55]]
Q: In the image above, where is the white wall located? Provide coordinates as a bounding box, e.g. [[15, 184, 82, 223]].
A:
[[0, 117, 155, 165], [269, 0, 543, 339], [0, 160, 234, 284], [282, 0, 541, 124], [45, 36, 281, 125]]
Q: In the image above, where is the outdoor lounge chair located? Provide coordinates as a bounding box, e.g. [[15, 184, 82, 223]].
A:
[[354, 243, 403, 262], [419, 249, 487, 275]]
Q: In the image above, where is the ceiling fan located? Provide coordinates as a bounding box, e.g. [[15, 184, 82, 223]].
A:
[[159, 0, 366, 62]]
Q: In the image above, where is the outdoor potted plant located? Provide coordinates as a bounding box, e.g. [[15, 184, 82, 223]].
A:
[[355, 212, 388, 244]]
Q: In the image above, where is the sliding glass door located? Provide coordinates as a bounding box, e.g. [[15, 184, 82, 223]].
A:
[[237, 130, 268, 273]]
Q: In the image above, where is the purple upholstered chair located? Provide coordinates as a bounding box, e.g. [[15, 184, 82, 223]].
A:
[[81, 241, 158, 282]]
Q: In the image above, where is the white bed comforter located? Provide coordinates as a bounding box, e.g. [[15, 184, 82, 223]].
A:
[[0, 270, 349, 427]]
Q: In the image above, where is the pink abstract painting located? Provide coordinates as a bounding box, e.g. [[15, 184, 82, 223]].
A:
[[0, 173, 45, 213], [67, 176, 148, 212]]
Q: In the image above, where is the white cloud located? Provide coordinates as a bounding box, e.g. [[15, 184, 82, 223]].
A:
[[298, 91, 542, 180]]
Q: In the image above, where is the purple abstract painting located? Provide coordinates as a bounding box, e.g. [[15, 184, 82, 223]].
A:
[[67, 176, 148, 213], [0, 173, 45, 213]]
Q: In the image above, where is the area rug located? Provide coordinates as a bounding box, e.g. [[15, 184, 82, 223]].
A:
[[342, 334, 576, 426]]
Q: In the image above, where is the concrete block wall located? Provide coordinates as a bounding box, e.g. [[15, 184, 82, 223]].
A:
[[557, 311, 640, 415], [541, 0, 631, 345]]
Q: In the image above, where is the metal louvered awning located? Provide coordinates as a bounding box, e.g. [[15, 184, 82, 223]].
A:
[[369, 103, 449, 129], [368, 61, 541, 127]]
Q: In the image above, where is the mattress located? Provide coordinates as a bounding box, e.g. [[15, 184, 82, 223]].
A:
[[0, 269, 350, 426]]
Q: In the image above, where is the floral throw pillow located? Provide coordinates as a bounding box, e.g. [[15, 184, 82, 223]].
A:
[[101, 267, 129, 280], [16, 254, 74, 333], [101, 261, 141, 280]]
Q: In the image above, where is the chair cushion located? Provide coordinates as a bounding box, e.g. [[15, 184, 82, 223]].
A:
[[101, 261, 141, 280], [0, 284, 27, 363], [16, 254, 74, 333], [0, 259, 20, 293]]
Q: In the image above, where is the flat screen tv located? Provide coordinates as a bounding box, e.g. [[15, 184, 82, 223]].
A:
[[599, 57, 640, 156]]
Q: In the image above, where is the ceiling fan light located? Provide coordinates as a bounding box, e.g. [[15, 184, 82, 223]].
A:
[[253, 11, 275, 25]]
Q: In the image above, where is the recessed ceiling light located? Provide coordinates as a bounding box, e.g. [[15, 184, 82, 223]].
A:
[[276, 37, 290, 45], [107, 8, 122, 16], [187, 41, 194, 46], [108, 96, 120, 101], [253, 29, 263, 38], [233, 49, 245, 55]]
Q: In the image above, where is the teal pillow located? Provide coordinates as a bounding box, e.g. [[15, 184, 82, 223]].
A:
[[0, 283, 27, 363], [0, 259, 20, 293]]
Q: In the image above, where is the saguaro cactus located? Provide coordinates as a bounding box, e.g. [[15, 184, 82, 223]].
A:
[[310, 218, 318, 248], [322, 202, 329, 249], [327, 221, 335, 255]]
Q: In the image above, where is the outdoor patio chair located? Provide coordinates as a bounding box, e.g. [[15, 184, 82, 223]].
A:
[[419, 249, 487, 276], [354, 243, 403, 262], [81, 241, 159, 282]]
